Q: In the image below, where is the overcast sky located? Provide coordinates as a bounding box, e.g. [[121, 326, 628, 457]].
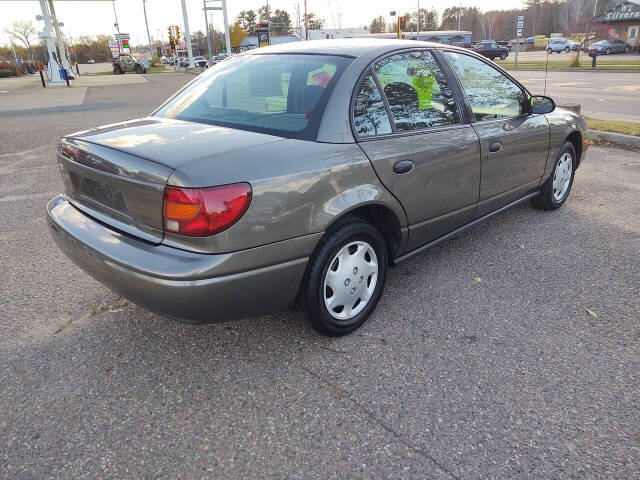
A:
[[0, 0, 525, 46]]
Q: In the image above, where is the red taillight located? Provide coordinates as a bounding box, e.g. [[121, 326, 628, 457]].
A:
[[163, 183, 252, 237]]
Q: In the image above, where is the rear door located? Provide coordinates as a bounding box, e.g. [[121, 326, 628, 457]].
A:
[[354, 49, 480, 252], [442, 50, 550, 217]]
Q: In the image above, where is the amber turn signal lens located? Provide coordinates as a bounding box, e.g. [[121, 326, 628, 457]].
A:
[[163, 201, 200, 220]]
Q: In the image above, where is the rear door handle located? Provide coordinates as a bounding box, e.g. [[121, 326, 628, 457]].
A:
[[393, 160, 414, 175], [489, 142, 502, 153]]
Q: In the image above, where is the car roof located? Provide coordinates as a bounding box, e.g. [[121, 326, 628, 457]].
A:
[[243, 38, 446, 60]]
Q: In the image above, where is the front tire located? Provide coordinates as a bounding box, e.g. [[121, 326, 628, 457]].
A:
[[564, 46, 570, 53], [532, 141, 576, 211], [605, 48, 612, 55], [298, 221, 388, 336], [500, 52, 507, 60], [547, 48, 552, 54]]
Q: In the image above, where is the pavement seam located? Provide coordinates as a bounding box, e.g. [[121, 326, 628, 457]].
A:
[[298, 364, 463, 480]]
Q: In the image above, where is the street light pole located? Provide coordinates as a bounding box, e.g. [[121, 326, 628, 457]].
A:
[[112, 0, 122, 55], [142, 0, 153, 59]]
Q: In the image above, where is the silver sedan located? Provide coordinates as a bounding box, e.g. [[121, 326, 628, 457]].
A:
[[47, 39, 588, 336]]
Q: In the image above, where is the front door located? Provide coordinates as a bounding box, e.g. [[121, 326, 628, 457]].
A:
[[442, 50, 550, 217], [353, 49, 481, 252]]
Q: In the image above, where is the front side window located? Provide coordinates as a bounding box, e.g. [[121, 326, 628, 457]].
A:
[[353, 73, 392, 137], [444, 51, 526, 121], [154, 54, 351, 140], [372, 50, 458, 132]]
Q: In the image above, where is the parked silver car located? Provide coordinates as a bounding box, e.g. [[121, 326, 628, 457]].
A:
[[547, 39, 579, 53], [589, 39, 631, 55], [47, 39, 588, 336]]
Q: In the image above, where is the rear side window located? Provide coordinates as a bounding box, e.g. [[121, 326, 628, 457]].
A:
[[154, 54, 351, 140], [373, 50, 458, 132], [444, 51, 526, 121], [353, 74, 392, 137]]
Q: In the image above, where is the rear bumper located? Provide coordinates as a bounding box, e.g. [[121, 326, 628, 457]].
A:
[[47, 195, 318, 323]]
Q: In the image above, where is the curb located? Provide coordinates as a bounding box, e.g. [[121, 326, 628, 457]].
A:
[[588, 129, 640, 147]]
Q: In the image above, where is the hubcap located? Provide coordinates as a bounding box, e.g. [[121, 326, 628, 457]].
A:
[[323, 241, 378, 321], [552, 153, 573, 202]]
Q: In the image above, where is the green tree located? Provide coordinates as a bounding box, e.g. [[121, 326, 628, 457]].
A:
[[236, 10, 257, 36], [303, 13, 324, 30], [271, 9, 292, 35], [258, 4, 272, 23], [369, 16, 386, 34]]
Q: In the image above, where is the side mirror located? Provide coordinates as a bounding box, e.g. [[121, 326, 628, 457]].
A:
[[530, 95, 555, 114]]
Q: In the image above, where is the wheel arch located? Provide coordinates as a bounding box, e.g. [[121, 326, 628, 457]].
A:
[[320, 202, 406, 265], [565, 130, 583, 167]]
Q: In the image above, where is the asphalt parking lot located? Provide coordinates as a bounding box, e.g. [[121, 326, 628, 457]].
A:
[[1, 73, 639, 479]]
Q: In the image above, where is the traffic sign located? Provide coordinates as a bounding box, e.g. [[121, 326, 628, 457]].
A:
[[517, 29, 523, 37], [517, 20, 524, 28], [518, 15, 524, 20]]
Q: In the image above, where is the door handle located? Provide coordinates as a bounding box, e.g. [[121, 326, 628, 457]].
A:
[[489, 142, 502, 153], [393, 160, 414, 175]]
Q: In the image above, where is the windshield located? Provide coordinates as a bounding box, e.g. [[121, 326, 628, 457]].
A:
[[154, 54, 351, 140]]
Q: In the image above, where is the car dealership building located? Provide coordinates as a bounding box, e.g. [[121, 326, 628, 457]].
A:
[[595, 0, 640, 50]]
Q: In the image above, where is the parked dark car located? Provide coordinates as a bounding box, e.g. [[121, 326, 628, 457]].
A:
[[112, 54, 146, 74], [589, 39, 631, 55], [48, 39, 587, 336], [473, 40, 509, 60]]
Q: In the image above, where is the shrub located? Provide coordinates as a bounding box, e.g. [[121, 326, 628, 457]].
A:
[[0, 69, 13, 78], [568, 54, 580, 68]]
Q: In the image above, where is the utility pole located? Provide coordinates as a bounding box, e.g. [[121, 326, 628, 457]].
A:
[[142, 0, 153, 59], [417, 0, 420, 37], [221, 0, 231, 55], [180, 0, 194, 67]]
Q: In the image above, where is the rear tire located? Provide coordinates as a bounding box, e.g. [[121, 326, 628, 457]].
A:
[[297, 221, 388, 337], [605, 48, 612, 55], [532, 141, 576, 211], [134, 64, 143, 74], [564, 46, 570, 53], [500, 52, 507, 60], [547, 48, 552, 54]]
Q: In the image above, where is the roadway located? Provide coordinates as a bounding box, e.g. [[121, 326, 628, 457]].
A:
[[512, 70, 640, 122]]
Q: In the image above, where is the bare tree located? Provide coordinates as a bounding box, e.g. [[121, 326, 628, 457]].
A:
[[6, 21, 37, 52], [480, 11, 497, 40]]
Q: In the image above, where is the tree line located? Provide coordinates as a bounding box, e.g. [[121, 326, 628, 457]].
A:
[[368, 0, 620, 40]]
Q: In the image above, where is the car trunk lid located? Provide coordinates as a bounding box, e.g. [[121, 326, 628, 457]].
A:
[[58, 118, 283, 243], [57, 138, 173, 243], [67, 117, 284, 169]]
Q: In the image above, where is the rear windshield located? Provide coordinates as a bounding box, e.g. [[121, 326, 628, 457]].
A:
[[154, 54, 352, 140]]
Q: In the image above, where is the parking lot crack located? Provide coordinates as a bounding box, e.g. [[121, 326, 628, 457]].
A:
[[298, 364, 462, 480]]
